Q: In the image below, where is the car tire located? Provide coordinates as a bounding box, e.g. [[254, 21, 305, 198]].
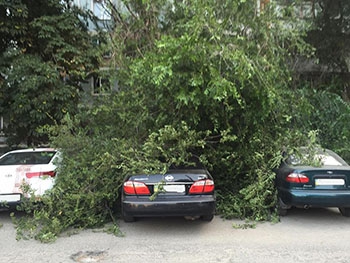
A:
[[121, 204, 136, 222], [277, 198, 288, 216], [201, 214, 214, 222], [123, 215, 136, 222], [339, 207, 350, 217], [278, 207, 288, 216]]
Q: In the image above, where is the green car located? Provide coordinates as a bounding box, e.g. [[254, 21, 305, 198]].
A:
[[275, 147, 350, 216]]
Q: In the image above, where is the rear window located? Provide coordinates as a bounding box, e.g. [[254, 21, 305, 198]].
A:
[[286, 148, 348, 167], [0, 151, 56, 165]]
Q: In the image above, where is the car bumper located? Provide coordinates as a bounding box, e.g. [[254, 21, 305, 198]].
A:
[[122, 195, 216, 217], [0, 193, 22, 208], [278, 188, 350, 207]]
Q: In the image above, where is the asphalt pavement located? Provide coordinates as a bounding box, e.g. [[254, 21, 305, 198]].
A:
[[1, 207, 350, 263]]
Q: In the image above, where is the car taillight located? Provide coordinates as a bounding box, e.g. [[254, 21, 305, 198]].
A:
[[26, 171, 56, 179], [123, 181, 151, 195], [286, 173, 309, 184], [189, 179, 215, 194]]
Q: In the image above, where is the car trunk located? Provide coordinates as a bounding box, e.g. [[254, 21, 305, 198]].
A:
[[0, 164, 55, 200], [0, 165, 31, 194], [296, 167, 350, 190], [127, 170, 211, 196]]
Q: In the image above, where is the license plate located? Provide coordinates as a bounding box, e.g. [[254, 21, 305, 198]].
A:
[[163, 185, 185, 193], [315, 178, 345, 186], [0, 194, 21, 202]]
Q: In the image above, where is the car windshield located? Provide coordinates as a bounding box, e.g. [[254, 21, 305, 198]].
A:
[[0, 151, 56, 165]]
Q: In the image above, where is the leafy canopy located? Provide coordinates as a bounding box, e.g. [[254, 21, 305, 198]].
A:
[[13, 0, 319, 242], [0, 0, 101, 146]]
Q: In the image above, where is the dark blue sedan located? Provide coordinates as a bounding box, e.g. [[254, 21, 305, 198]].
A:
[[275, 147, 350, 216], [121, 169, 216, 222]]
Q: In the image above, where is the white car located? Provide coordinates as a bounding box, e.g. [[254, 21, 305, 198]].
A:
[[0, 148, 60, 207]]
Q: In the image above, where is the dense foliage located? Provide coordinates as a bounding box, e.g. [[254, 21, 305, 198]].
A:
[[285, 88, 350, 162], [306, 0, 350, 73], [288, 0, 350, 161], [290, 0, 350, 98], [0, 0, 101, 145], [6, 0, 350, 242]]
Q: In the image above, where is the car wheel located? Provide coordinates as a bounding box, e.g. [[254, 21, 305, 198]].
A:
[[278, 207, 288, 216], [121, 204, 135, 222], [123, 215, 136, 222], [277, 198, 288, 216], [339, 207, 350, 217], [201, 214, 214, 222]]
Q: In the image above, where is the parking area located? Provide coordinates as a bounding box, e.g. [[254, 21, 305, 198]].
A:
[[1, 207, 350, 262]]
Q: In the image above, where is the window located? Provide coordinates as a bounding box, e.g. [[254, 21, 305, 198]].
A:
[[88, 67, 119, 96], [0, 151, 56, 165], [92, 75, 111, 95], [93, 0, 111, 20]]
